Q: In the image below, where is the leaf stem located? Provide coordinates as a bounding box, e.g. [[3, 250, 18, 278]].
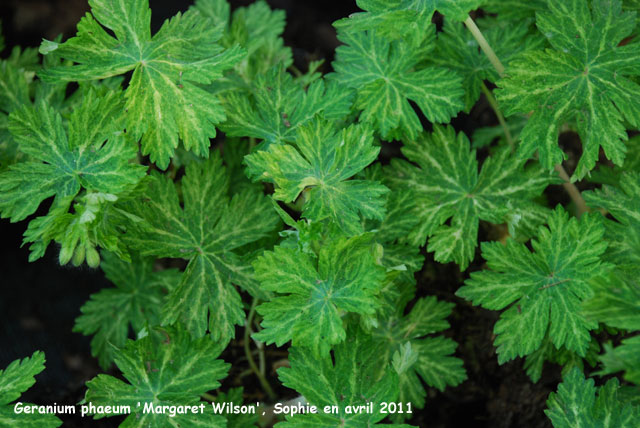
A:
[[201, 392, 216, 402], [463, 16, 505, 77], [258, 340, 266, 377], [554, 164, 588, 218], [480, 82, 514, 153], [244, 298, 277, 401]]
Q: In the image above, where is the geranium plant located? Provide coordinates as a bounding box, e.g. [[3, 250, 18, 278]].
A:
[[1, 0, 639, 426]]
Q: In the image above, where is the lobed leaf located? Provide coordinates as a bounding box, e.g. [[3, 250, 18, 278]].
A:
[[246, 117, 388, 235], [221, 66, 353, 149], [74, 251, 181, 368], [84, 324, 228, 428], [373, 296, 466, 415], [39, 0, 244, 168], [329, 30, 464, 140], [0, 89, 146, 264], [431, 17, 544, 111], [277, 326, 416, 427], [497, 0, 640, 178], [253, 235, 385, 356], [388, 125, 555, 269], [457, 207, 609, 362], [0, 352, 61, 427], [545, 368, 640, 427], [335, 0, 484, 43], [122, 152, 279, 342]]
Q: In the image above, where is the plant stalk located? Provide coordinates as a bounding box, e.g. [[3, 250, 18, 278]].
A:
[[463, 16, 505, 77], [554, 164, 588, 218], [201, 392, 216, 402], [480, 82, 514, 153], [244, 298, 277, 401]]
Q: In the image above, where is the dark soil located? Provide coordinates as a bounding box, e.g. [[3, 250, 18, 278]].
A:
[[0, 1, 583, 427]]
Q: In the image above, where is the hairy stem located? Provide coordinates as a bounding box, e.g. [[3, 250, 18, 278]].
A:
[[463, 16, 505, 77], [244, 299, 277, 401], [464, 15, 588, 217], [480, 82, 514, 153], [554, 164, 588, 218]]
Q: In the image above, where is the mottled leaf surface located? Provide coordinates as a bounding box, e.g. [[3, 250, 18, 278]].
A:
[[432, 17, 544, 111], [0, 90, 145, 264], [246, 118, 388, 235], [74, 251, 181, 368], [329, 30, 464, 140], [458, 208, 608, 362], [221, 66, 353, 149], [123, 153, 279, 342], [194, 0, 292, 85], [276, 327, 415, 427], [545, 368, 640, 428], [583, 172, 640, 273], [373, 296, 466, 414], [388, 125, 554, 269], [84, 325, 228, 428], [253, 235, 385, 356], [497, 0, 640, 178], [39, 0, 244, 168], [0, 352, 61, 428], [335, 0, 484, 43]]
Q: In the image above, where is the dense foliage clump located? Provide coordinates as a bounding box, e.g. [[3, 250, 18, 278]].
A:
[[1, 0, 640, 427]]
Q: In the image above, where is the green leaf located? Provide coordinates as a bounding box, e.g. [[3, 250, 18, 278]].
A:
[[221, 66, 354, 149], [482, 0, 547, 21], [334, 0, 484, 43], [496, 0, 640, 178], [471, 115, 528, 150], [0, 90, 146, 264], [431, 17, 544, 111], [457, 207, 608, 363], [388, 125, 555, 269], [74, 251, 181, 368], [328, 29, 464, 140], [373, 296, 466, 415], [0, 89, 144, 221], [0, 351, 62, 428], [39, 0, 244, 169], [545, 368, 640, 428], [523, 334, 600, 383], [84, 324, 228, 428], [276, 326, 416, 427], [122, 152, 279, 342], [583, 271, 640, 331], [195, 0, 292, 85], [246, 118, 389, 236], [591, 136, 640, 186], [191, 0, 229, 28], [0, 61, 31, 115], [0, 58, 33, 170], [214, 388, 258, 428], [597, 336, 640, 385], [583, 172, 640, 273], [253, 235, 385, 356]]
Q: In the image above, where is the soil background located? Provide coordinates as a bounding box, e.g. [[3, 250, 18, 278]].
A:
[[0, 1, 565, 427]]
